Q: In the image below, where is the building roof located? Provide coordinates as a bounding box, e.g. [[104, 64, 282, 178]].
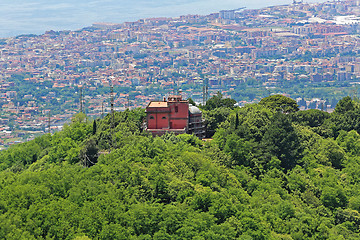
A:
[[148, 101, 168, 108], [189, 105, 202, 114]]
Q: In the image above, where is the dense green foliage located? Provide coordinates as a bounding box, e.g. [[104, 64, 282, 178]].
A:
[[2, 96, 360, 239], [259, 95, 299, 113], [202, 92, 237, 111]]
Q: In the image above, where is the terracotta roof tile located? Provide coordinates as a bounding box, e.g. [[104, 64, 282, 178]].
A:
[[148, 102, 168, 108]]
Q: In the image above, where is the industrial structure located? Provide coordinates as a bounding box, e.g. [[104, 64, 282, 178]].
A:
[[145, 95, 205, 139]]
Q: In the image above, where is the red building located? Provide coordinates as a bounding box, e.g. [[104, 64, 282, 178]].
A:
[[146, 95, 205, 138]]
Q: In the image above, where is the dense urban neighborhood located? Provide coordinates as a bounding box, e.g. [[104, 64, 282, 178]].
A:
[[2, 0, 360, 148]]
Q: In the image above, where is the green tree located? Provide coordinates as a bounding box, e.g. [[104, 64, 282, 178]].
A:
[[203, 107, 232, 138], [92, 120, 97, 135], [235, 113, 239, 129], [202, 92, 236, 110], [319, 139, 346, 169], [223, 133, 251, 167], [292, 109, 330, 128], [260, 113, 302, 170], [188, 98, 196, 106], [259, 94, 299, 113], [334, 96, 356, 114], [80, 138, 99, 167], [326, 96, 360, 137], [321, 186, 347, 210]]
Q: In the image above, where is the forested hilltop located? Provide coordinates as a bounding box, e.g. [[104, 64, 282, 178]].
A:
[[2, 95, 360, 240]]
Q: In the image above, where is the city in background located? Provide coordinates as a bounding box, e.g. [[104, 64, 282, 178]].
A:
[[1, 0, 360, 149]]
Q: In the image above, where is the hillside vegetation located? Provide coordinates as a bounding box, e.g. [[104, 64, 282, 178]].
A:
[[2, 95, 360, 239]]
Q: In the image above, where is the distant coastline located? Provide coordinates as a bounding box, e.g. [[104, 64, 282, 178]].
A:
[[0, 0, 324, 38]]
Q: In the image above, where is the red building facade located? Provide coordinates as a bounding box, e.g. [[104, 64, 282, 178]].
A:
[[146, 95, 205, 138]]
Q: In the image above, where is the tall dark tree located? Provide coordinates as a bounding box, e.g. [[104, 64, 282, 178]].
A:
[[260, 113, 302, 170], [92, 120, 97, 135], [235, 113, 239, 129]]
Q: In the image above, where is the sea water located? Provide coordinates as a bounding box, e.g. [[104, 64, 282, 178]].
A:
[[0, 0, 324, 37]]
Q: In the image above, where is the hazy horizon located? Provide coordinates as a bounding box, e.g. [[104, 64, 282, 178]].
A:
[[0, 0, 324, 38]]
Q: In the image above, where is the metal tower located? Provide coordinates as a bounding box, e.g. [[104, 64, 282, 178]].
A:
[[48, 110, 51, 134], [110, 83, 116, 149], [101, 100, 104, 119], [203, 78, 209, 105], [79, 86, 84, 113]]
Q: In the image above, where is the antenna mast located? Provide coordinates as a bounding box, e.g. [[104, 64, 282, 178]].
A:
[[202, 78, 208, 105], [48, 110, 51, 134], [101, 100, 104, 119], [79, 85, 83, 113], [110, 82, 116, 149], [111, 84, 114, 117]]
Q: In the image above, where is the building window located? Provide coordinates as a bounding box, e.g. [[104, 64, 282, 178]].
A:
[[162, 116, 167, 119], [175, 106, 178, 112], [150, 115, 154, 119]]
